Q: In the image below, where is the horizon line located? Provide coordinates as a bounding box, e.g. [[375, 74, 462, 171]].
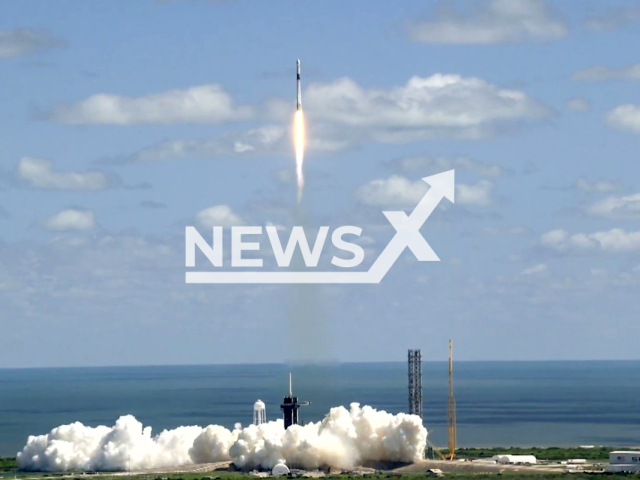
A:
[[2, 358, 640, 371]]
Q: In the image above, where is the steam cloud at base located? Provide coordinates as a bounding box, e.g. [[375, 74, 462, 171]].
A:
[[17, 404, 427, 472]]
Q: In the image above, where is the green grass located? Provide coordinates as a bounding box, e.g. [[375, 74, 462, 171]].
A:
[[0, 458, 18, 472], [442, 447, 612, 461], [15, 473, 640, 480]]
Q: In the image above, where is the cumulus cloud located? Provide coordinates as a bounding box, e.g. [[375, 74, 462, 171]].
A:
[[520, 263, 547, 275], [17, 404, 427, 472], [574, 178, 623, 193], [391, 156, 503, 177], [43, 209, 95, 231], [129, 74, 548, 162], [302, 74, 550, 141], [586, 193, 640, 219], [17, 157, 113, 191], [355, 175, 494, 207], [196, 205, 245, 228], [407, 0, 567, 44], [541, 228, 640, 253], [0, 28, 65, 58], [606, 105, 640, 133], [566, 97, 591, 112], [573, 63, 640, 82], [50, 84, 254, 125]]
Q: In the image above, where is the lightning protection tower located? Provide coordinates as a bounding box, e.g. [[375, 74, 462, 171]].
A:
[[447, 339, 457, 460], [408, 349, 423, 419]]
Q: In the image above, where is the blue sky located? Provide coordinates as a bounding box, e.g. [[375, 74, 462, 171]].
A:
[[1, 0, 640, 368]]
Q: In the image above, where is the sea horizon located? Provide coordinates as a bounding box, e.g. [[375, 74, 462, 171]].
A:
[[2, 358, 640, 371], [2, 361, 639, 457]]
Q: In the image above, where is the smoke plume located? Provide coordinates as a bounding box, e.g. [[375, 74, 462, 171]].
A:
[[18, 403, 426, 472]]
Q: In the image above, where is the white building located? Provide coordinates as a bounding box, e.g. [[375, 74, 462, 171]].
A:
[[492, 455, 537, 465], [272, 463, 290, 477], [253, 399, 266, 425], [606, 451, 640, 473]]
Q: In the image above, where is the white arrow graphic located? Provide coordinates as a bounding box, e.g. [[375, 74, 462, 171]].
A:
[[186, 170, 455, 284]]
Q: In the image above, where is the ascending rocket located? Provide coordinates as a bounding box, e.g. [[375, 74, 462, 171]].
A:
[[296, 59, 302, 111]]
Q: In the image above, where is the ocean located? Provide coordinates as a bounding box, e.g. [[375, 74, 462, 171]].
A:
[[1, 361, 639, 457]]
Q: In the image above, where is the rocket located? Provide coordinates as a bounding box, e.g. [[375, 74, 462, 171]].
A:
[[296, 59, 302, 111]]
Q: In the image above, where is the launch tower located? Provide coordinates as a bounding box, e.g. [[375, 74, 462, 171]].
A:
[[408, 349, 423, 419], [281, 373, 309, 429]]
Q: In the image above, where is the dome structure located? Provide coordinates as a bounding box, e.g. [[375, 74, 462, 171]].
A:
[[272, 463, 290, 477]]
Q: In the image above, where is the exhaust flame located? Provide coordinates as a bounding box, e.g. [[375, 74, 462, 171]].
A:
[[294, 109, 305, 202]]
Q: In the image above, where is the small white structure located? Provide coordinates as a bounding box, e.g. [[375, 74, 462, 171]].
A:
[[606, 451, 640, 473], [253, 399, 266, 425], [272, 463, 290, 477], [492, 455, 537, 465]]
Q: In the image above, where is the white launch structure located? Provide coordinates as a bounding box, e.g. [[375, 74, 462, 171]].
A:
[[253, 399, 266, 425]]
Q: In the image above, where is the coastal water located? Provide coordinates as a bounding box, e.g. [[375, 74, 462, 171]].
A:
[[1, 361, 639, 457]]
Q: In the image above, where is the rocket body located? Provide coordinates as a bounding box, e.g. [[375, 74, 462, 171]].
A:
[[296, 59, 302, 111]]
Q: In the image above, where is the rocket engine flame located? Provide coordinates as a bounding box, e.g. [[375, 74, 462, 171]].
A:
[[294, 60, 305, 203], [294, 109, 305, 202]]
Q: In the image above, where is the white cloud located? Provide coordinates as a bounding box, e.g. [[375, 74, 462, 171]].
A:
[[606, 105, 640, 133], [355, 176, 427, 208], [586, 193, 640, 219], [574, 178, 623, 193], [407, 0, 567, 44], [130, 125, 288, 162], [520, 263, 547, 275], [566, 97, 591, 112], [50, 85, 253, 125], [132, 125, 286, 163], [196, 205, 245, 228], [456, 180, 495, 206], [303, 74, 550, 140], [0, 28, 65, 58], [43, 209, 95, 232], [573, 63, 640, 82], [17, 157, 112, 191], [541, 228, 640, 253], [355, 175, 494, 207], [392, 156, 503, 177], [130, 73, 549, 162]]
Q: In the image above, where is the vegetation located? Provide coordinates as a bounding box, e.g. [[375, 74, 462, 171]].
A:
[[0, 457, 18, 472], [442, 447, 612, 461], [5, 473, 640, 480]]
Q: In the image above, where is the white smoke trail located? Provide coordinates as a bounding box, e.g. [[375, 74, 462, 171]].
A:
[[18, 404, 426, 472]]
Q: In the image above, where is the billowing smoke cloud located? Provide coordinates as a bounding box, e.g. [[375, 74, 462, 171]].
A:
[[18, 404, 426, 472]]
